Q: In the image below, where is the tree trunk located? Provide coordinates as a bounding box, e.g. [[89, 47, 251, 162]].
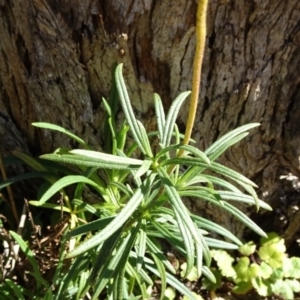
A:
[[1, 0, 300, 240]]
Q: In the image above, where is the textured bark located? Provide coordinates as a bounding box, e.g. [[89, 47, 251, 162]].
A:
[[1, 0, 300, 238]]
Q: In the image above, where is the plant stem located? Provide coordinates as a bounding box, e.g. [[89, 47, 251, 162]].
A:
[[183, 0, 208, 145]]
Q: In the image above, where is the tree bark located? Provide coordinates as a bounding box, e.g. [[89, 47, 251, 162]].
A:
[[1, 0, 300, 239]]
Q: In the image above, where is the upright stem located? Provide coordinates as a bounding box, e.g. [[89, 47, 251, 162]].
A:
[[183, 0, 208, 145]]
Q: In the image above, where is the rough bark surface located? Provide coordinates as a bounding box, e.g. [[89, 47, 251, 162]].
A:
[[1, 0, 300, 239]]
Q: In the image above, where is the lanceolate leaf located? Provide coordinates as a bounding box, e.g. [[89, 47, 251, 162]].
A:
[[146, 264, 198, 300], [217, 191, 272, 210], [154, 93, 166, 141], [173, 208, 195, 277], [155, 143, 210, 165], [55, 254, 89, 299], [134, 159, 152, 179], [32, 122, 91, 149], [29, 201, 71, 212], [0, 171, 58, 190], [70, 149, 143, 167], [146, 237, 176, 274], [9, 231, 48, 289], [162, 158, 257, 188], [150, 252, 167, 300], [204, 237, 239, 250], [157, 168, 202, 247], [40, 152, 143, 170], [136, 219, 147, 272], [91, 222, 141, 299], [4, 279, 25, 300], [12, 150, 50, 173], [115, 64, 148, 155], [204, 132, 249, 162], [191, 214, 242, 245], [35, 175, 103, 205], [204, 123, 260, 160], [179, 189, 266, 237], [162, 91, 191, 147], [66, 181, 149, 258], [137, 120, 153, 158], [67, 217, 114, 238], [89, 226, 125, 284]]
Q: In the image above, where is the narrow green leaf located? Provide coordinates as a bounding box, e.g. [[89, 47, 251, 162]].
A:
[[55, 256, 88, 300], [125, 262, 150, 299], [70, 149, 143, 166], [136, 219, 147, 271], [102, 97, 113, 117], [198, 230, 211, 266], [77, 270, 90, 299], [137, 120, 153, 157], [201, 266, 217, 283], [191, 214, 242, 245], [114, 265, 126, 300], [205, 237, 239, 249], [162, 91, 191, 147], [176, 166, 207, 188], [238, 182, 260, 210], [173, 208, 195, 277], [146, 237, 176, 274], [36, 175, 100, 205], [205, 123, 260, 160], [66, 184, 147, 258], [115, 64, 147, 155], [154, 93, 166, 141], [89, 226, 125, 284], [177, 174, 212, 188], [4, 279, 25, 300], [52, 229, 69, 288], [12, 151, 45, 171], [146, 264, 198, 300], [109, 181, 132, 198], [72, 198, 98, 214], [218, 191, 272, 211], [9, 231, 48, 289], [206, 132, 249, 161], [150, 252, 167, 300], [195, 236, 203, 277], [156, 143, 210, 166], [29, 201, 71, 212], [116, 123, 130, 152], [67, 216, 114, 238], [158, 168, 202, 246], [0, 171, 58, 190], [179, 189, 266, 237], [32, 122, 90, 148], [197, 174, 243, 193], [91, 222, 141, 300], [150, 219, 185, 254], [162, 158, 257, 188], [40, 153, 142, 170], [134, 159, 152, 179]]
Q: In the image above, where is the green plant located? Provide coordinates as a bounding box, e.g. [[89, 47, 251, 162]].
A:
[[0, 63, 271, 299], [0, 225, 99, 300], [0, 0, 272, 298], [203, 232, 300, 300]]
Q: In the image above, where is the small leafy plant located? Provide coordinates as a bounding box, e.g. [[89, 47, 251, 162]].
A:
[[0, 63, 272, 299], [0, 0, 272, 297], [203, 232, 300, 299]]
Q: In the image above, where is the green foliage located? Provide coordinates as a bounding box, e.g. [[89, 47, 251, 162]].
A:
[[205, 232, 300, 299], [0, 64, 270, 299]]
